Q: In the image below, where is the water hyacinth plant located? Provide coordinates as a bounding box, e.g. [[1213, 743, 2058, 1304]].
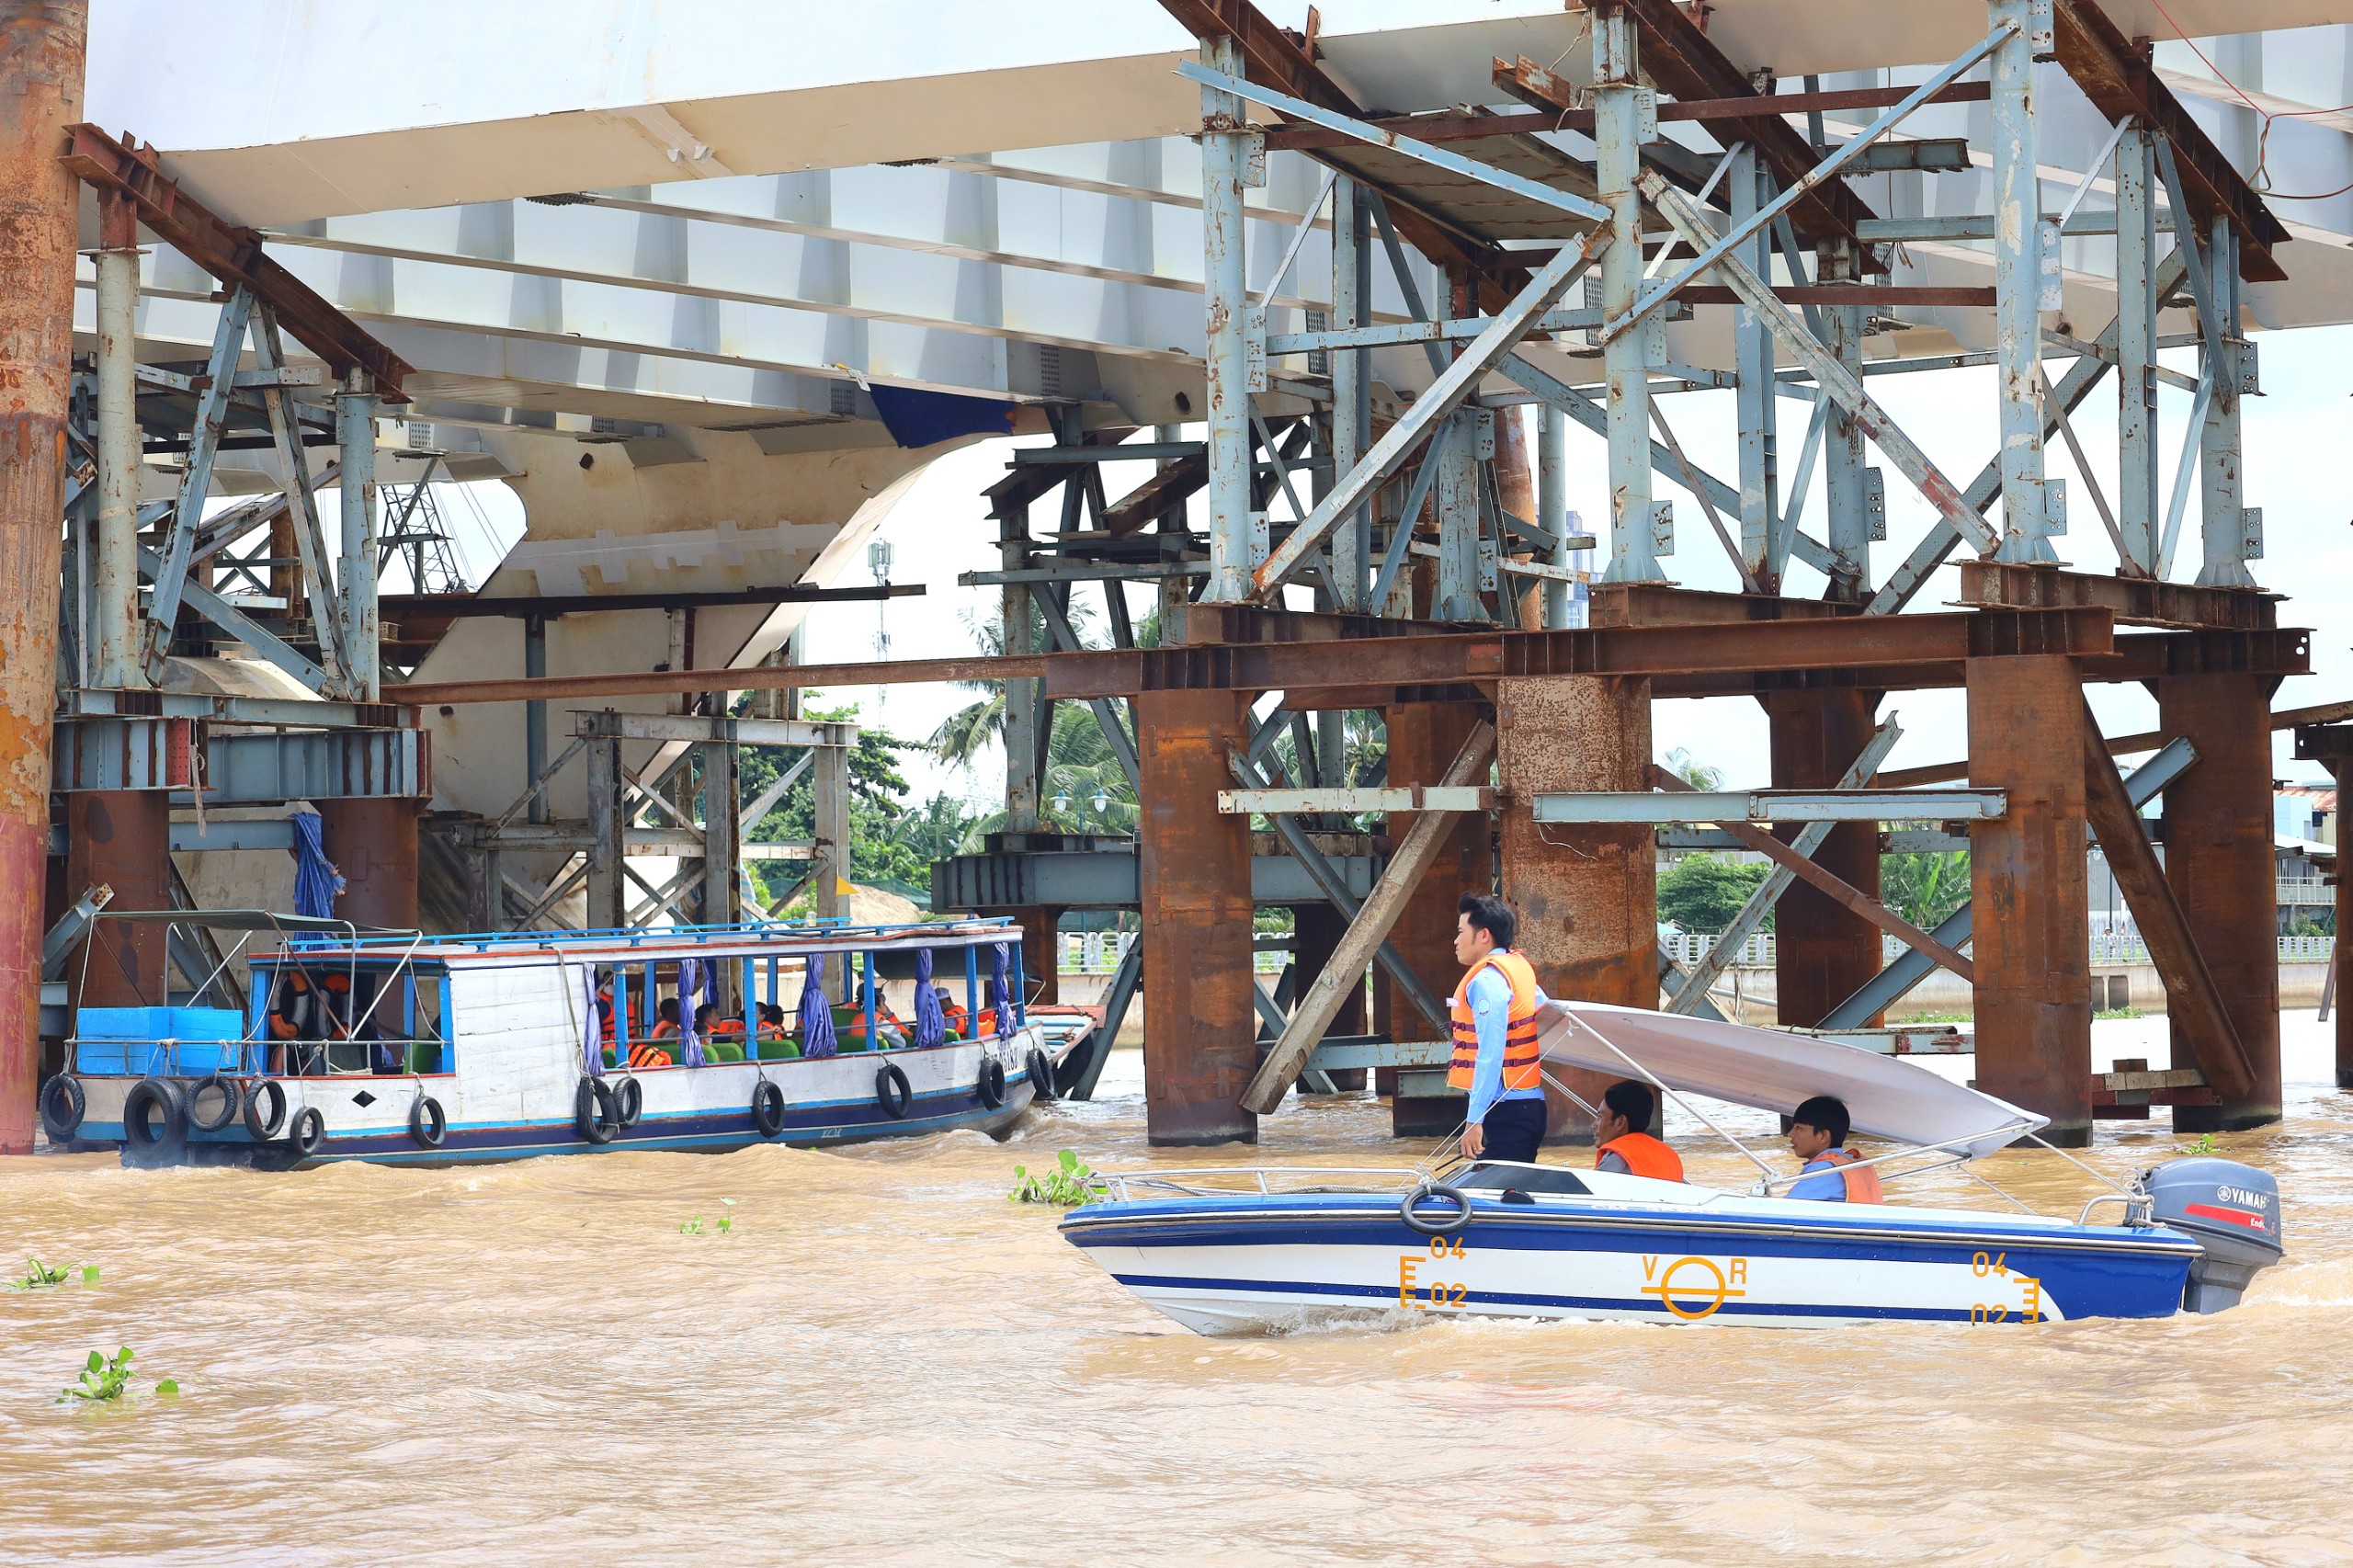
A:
[[1010, 1149, 1101, 1207], [11, 1258, 97, 1291]]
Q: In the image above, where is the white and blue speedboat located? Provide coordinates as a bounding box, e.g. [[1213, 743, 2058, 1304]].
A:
[[46, 912, 1076, 1168], [1062, 1002, 2283, 1332]]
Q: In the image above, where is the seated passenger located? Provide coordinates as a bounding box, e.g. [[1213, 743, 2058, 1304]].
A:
[[755, 1003, 789, 1039], [1786, 1095, 1882, 1203], [1592, 1080, 1686, 1183], [649, 998, 682, 1039], [267, 969, 325, 1075], [698, 1002, 746, 1061]]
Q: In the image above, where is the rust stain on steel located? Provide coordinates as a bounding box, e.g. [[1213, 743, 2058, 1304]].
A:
[[2156, 673, 2282, 1130], [1376, 702, 1492, 1135], [0, 0, 85, 1153], [319, 799, 423, 928], [398, 653, 1049, 707], [1766, 691, 1886, 1028], [1965, 654, 2093, 1145]]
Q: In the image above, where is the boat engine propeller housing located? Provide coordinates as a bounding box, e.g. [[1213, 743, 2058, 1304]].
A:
[[2140, 1158, 2283, 1313]]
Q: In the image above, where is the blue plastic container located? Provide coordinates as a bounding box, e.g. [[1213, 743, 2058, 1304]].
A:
[[74, 1006, 248, 1075]]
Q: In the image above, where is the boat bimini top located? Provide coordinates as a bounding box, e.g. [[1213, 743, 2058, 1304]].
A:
[[1536, 1000, 2046, 1163]]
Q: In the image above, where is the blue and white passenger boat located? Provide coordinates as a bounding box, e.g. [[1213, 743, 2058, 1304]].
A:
[[1062, 1001, 2283, 1332], [45, 911, 1075, 1168]]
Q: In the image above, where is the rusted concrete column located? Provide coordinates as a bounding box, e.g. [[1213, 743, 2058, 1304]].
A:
[[1767, 689, 1884, 1026], [320, 799, 422, 929], [1291, 902, 1366, 1088], [1967, 655, 2092, 1144], [1493, 407, 1544, 631], [1015, 906, 1062, 1007], [0, 1, 86, 1152], [1136, 687, 1256, 1145], [2158, 674, 2282, 1129], [1380, 702, 1486, 1135], [64, 792, 168, 1010], [1498, 675, 1656, 1142]]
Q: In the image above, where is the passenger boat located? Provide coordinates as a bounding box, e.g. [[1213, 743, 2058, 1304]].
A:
[[1061, 1001, 2283, 1333], [45, 912, 1077, 1168]]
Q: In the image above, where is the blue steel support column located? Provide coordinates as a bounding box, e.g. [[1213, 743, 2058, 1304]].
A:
[[1594, 4, 1662, 583], [1330, 175, 1370, 612], [2116, 123, 2160, 573], [335, 372, 380, 699], [1538, 403, 1570, 629], [1819, 244, 1870, 600], [2197, 215, 2256, 588], [1731, 147, 1779, 593], [1433, 410, 1483, 620], [1198, 32, 1259, 603], [1989, 0, 2051, 561]]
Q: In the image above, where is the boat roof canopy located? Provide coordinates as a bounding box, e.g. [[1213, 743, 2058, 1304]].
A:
[[1536, 1001, 2048, 1162], [97, 909, 415, 936]]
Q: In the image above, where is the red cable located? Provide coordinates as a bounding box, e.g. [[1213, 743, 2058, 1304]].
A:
[[2142, 0, 2353, 198]]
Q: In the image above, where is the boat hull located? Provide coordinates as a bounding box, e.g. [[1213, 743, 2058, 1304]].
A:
[[1061, 1192, 2201, 1333]]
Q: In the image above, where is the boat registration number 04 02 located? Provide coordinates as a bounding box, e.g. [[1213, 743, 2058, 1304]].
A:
[[1397, 1236, 1469, 1310], [1968, 1250, 2045, 1324]]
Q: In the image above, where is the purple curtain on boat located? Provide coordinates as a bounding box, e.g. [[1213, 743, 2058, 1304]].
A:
[[581, 967, 604, 1078], [913, 949, 946, 1048], [991, 942, 1016, 1040], [676, 956, 709, 1068], [800, 953, 838, 1059], [290, 808, 345, 919]]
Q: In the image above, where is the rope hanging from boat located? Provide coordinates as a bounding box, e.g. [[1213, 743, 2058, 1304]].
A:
[[580, 965, 604, 1078], [990, 942, 1017, 1039], [912, 948, 947, 1048], [676, 956, 709, 1068], [801, 953, 838, 1059], [290, 808, 344, 919]]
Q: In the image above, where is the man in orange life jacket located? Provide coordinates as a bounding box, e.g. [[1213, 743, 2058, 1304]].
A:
[[1786, 1094, 1882, 1203], [1592, 1079, 1686, 1183], [1451, 894, 1551, 1165]]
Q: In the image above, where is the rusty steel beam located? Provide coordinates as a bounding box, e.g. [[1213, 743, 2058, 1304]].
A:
[[2085, 628, 2311, 685], [1885, 692, 2353, 789], [396, 652, 1048, 707], [60, 124, 415, 397], [1185, 603, 1456, 645], [1650, 766, 1974, 982], [1263, 82, 1994, 152], [1586, 585, 1861, 627], [2051, 0, 2288, 283], [319, 799, 421, 929], [1098, 451, 1206, 537], [2293, 724, 2353, 1089], [1960, 561, 2278, 631], [1375, 702, 1491, 1135], [2082, 705, 2253, 1103], [1768, 691, 1886, 1028], [1677, 285, 1994, 308], [0, 0, 84, 1153], [64, 793, 167, 1016]]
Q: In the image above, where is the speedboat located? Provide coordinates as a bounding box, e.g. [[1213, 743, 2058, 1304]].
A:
[[1060, 1001, 2282, 1333], [46, 912, 1081, 1168]]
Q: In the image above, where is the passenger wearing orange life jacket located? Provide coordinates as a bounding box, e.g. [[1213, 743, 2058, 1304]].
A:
[[1593, 1079, 1687, 1184], [1449, 894, 1552, 1166], [648, 998, 682, 1040], [1786, 1095, 1882, 1203]]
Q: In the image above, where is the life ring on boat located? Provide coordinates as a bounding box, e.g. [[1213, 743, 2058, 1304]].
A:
[[611, 1075, 643, 1130], [874, 1062, 913, 1119], [188, 1073, 244, 1134], [39, 1074, 85, 1142], [120, 1077, 189, 1165], [751, 1078, 787, 1139], [574, 1077, 619, 1145], [975, 1056, 1006, 1109], [409, 1096, 448, 1149], [287, 1107, 326, 1158], [1399, 1182, 1473, 1237], [243, 1078, 289, 1141], [1026, 1048, 1058, 1103]]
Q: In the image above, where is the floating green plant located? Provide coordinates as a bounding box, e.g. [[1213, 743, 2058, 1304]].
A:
[[1010, 1149, 1100, 1207], [11, 1258, 97, 1291]]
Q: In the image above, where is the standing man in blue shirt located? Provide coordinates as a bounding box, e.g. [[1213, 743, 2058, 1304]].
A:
[[1449, 894, 1552, 1165]]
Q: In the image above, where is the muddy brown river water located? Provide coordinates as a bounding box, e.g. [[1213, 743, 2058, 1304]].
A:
[[6, 1016, 2353, 1565]]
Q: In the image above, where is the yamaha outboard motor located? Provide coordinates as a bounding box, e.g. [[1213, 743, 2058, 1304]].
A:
[[2139, 1158, 2284, 1313]]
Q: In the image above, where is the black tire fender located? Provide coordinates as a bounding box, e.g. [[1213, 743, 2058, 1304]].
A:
[[611, 1075, 644, 1130], [287, 1106, 326, 1158], [188, 1073, 244, 1135], [243, 1078, 289, 1141], [121, 1077, 190, 1162], [574, 1076, 618, 1145], [875, 1062, 913, 1120], [1026, 1048, 1058, 1103], [975, 1055, 1006, 1110], [39, 1074, 85, 1143], [751, 1078, 786, 1139], [408, 1096, 448, 1149], [1399, 1182, 1473, 1237]]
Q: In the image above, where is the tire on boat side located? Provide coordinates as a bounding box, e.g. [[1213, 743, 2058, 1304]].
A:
[[875, 1062, 913, 1119], [1026, 1048, 1057, 1103], [120, 1076, 190, 1167], [188, 1073, 244, 1134], [1399, 1182, 1473, 1237], [243, 1077, 289, 1141], [287, 1106, 326, 1158], [611, 1075, 643, 1129], [409, 1096, 447, 1149], [975, 1056, 1006, 1109], [39, 1074, 85, 1142], [574, 1077, 618, 1145], [751, 1078, 786, 1139]]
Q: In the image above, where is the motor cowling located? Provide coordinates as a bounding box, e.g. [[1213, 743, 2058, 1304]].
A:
[[2139, 1157, 2283, 1313]]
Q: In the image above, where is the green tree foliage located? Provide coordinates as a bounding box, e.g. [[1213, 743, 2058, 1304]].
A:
[[1664, 747, 1723, 790], [926, 605, 1139, 837], [1656, 853, 1770, 933], [1880, 849, 1971, 931], [735, 699, 982, 903]]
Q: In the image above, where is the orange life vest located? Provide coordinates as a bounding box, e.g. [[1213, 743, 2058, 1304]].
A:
[[1447, 951, 1543, 1094], [626, 1041, 673, 1069], [597, 996, 641, 1045], [651, 1020, 679, 1039], [1597, 1131, 1686, 1184], [710, 1019, 745, 1039], [1811, 1146, 1883, 1204]]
